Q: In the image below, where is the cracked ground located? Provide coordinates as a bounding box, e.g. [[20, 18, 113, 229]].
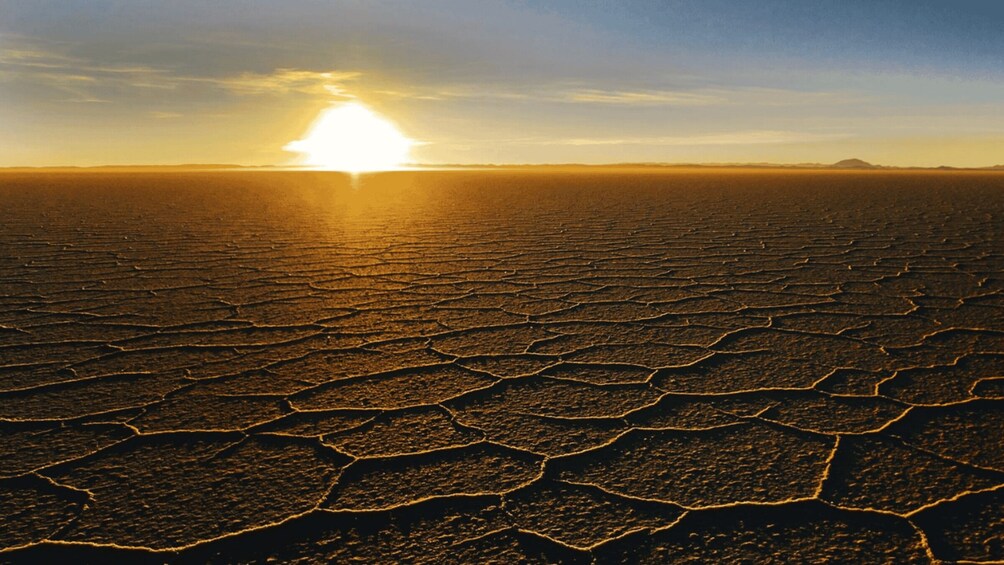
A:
[[0, 169, 1002, 563]]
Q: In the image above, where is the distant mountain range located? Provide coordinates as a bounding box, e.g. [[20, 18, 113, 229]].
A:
[[662, 158, 998, 170], [417, 159, 1004, 171]]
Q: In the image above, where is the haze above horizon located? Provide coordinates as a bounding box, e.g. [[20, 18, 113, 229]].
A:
[[1, 0, 1002, 168]]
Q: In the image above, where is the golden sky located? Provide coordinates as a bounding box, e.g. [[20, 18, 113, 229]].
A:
[[1, 1, 1002, 168]]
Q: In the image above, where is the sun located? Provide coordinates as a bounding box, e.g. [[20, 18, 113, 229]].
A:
[[284, 102, 413, 173]]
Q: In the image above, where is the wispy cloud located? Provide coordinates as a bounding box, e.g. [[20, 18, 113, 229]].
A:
[[369, 84, 723, 106], [0, 47, 77, 67], [562, 88, 725, 106], [211, 69, 361, 96], [0, 47, 170, 78], [0, 42, 363, 102], [539, 130, 850, 146], [1, 38, 857, 112], [370, 83, 855, 109]]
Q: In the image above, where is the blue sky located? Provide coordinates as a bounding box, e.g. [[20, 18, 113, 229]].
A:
[[1, 0, 1002, 166]]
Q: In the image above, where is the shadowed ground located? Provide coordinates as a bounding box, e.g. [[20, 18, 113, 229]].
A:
[[0, 169, 1002, 562]]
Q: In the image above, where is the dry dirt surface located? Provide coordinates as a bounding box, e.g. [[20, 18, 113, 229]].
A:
[[0, 169, 1002, 563]]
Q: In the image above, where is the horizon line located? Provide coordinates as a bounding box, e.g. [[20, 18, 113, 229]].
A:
[[2, 161, 1003, 172]]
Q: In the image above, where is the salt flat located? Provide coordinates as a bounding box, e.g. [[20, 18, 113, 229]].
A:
[[1, 169, 1002, 562]]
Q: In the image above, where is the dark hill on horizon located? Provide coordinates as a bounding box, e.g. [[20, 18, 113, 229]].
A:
[[831, 158, 878, 169]]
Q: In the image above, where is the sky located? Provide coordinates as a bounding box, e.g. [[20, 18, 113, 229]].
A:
[[1, 0, 1002, 167]]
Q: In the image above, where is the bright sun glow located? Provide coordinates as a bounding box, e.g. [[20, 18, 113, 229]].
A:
[[284, 102, 413, 172]]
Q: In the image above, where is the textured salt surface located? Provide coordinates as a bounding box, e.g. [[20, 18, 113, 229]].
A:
[[0, 169, 1002, 562]]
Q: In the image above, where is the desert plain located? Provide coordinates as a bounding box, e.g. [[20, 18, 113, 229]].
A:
[[0, 168, 1002, 562]]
